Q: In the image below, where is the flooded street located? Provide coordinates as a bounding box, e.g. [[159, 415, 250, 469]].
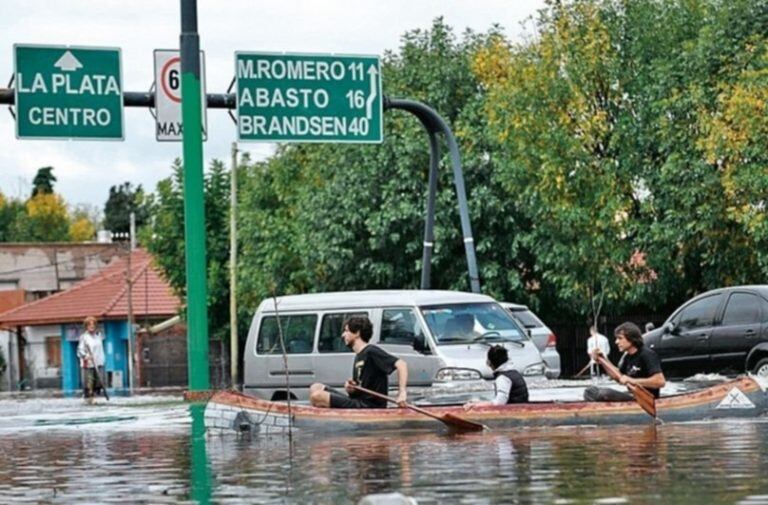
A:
[[1, 394, 767, 504]]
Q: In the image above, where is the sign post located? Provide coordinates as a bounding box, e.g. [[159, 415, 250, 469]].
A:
[[14, 44, 123, 140], [153, 49, 207, 141], [235, 52, 382, 143], [180, 0, 210, 392]]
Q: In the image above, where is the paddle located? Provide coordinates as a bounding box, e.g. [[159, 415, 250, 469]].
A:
[[595, 354, 655, 418], [350, 384, 486, 432]]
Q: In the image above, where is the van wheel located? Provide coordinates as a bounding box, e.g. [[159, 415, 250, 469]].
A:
[[752, 358, 768, 378]]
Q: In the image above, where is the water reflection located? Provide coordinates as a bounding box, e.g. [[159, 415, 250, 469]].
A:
[[1, 417, 767, 503]]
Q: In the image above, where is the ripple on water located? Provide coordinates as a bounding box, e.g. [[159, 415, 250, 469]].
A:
[[0, 420, 767, 503]]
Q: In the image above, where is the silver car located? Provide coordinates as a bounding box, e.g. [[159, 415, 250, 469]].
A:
[[501, 302, 561, 378]]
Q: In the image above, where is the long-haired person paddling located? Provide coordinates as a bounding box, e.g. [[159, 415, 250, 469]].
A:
[[584, 322, 666, 402]]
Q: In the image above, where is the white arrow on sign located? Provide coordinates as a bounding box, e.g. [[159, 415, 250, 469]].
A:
[[54, 51, 82, 72], [365, 64, 378, 120]]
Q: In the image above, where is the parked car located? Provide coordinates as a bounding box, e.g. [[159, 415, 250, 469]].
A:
[[500, 302, 561, 378], [243, 290, 547, 401], [643, 285, 768, 378]]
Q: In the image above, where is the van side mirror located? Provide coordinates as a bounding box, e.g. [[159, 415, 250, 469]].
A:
[[413, 333, 430, 354], [662, 322, 675, 335]]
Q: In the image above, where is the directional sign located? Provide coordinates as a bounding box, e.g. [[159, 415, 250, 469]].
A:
[[14, 44, 123, 140], [235, 52, 382, 143], [153, 49, 207, 142]]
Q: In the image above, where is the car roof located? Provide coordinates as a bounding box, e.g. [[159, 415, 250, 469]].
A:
[[258, 290, 496, 312], [692, 285, 768, 300]]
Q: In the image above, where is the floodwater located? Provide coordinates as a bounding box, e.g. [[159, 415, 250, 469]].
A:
[[1, 395, 767, 504]]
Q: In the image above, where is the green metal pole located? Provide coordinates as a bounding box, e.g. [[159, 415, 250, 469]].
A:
[[180, 0, 209, 391]]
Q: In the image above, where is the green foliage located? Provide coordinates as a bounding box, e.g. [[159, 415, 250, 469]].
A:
[[235, 19, 532, 315], [142, 159, 232, 342], [31, 166, 56, 197], [478, 0, 768, 317], [0, 195, 26, 242], [146, 3, 768, 328], [103, 182, 150, 234]]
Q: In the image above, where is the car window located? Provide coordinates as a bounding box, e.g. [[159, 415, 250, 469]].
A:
[[722, 293, 761, 326], [677, 294, 722, 330], [256, 314, 317, 354], [508, 309, 543, 329], [317, 312, 367, 353], [380, 308, 424, 345]]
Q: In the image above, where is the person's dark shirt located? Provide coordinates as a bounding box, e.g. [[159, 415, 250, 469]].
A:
[[349, 344, 398, 407], [618, 347, 663, 398], [494, 367, 529, 404]]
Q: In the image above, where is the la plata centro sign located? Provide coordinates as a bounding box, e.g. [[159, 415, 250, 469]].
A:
[[235, 52, 382, 143], [14, 44, 124, 140]]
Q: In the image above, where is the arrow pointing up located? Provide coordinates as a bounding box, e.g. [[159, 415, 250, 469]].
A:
[[365, 64, 379, 120], [54, 51, 82, 72]]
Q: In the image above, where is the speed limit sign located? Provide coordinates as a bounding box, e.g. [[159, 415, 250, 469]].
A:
[[153, 49, 207, 141]]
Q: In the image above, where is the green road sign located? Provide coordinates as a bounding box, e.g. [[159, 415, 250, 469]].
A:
[[235, 52, 382, 143], [14, 44, 124, 140]]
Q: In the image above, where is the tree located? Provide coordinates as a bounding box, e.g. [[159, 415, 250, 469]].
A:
[[31, 166, 56, 197], [0, 192, 26, 242], [142, 159, 232, 342], [469, 2, 648, 320], [20, 193, 70, 241], [235, 19, 527, 312], [103, 182, 150, 234], [474, 0, 768, 318]]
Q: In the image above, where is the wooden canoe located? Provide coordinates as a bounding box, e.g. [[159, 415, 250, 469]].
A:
[[204, 376, 768, 435]]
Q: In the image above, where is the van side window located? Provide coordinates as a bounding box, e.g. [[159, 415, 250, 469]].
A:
[[380, 308, 422, 345], [256, 315, 317, 354], [318, 312, 367, 353]]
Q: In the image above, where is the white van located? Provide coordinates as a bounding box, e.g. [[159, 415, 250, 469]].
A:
[[243, 290, 547, 401]]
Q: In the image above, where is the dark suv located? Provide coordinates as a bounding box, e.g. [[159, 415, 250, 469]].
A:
[[643, 285, 768, 378]]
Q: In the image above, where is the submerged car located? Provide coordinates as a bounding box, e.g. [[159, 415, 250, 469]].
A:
[[643, 285, 768, 378], [500, 302, 561, 379]]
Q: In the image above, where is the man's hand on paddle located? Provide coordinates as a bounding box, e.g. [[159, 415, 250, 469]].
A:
[[589, 348, 604, 362], [344, 379, 358, 394], [395, 389, 407, 408]]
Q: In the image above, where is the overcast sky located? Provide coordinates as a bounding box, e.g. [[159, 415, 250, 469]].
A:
[[0, 0, 544, 211]]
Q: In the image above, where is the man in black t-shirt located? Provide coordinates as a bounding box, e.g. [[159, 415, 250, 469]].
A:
[[584, 322, 666, 402], [309, 316, 409, 409]]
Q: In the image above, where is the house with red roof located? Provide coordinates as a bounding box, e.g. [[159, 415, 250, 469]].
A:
[[0, 248, 180, 393]]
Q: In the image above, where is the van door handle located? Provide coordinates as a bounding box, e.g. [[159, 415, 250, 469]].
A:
[[744, 329, 756, 336], [696, 334, 709, 341]]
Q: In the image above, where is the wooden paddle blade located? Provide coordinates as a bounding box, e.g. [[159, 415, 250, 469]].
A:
[[442, 412, 487, 432], [629, 384, 656, 418]]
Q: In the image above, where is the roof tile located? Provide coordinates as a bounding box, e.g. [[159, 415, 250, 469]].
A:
[[0, 248, 180, 327]]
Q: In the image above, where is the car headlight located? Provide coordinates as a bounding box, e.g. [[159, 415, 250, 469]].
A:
[[523, 363, 546, 376], [434, 367, 483, 382]]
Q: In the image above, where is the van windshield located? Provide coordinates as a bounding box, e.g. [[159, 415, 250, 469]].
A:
[[420, 302, 526, 345]]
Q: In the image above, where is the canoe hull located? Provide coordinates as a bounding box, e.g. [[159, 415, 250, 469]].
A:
[[205, 376, 768, 434]]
